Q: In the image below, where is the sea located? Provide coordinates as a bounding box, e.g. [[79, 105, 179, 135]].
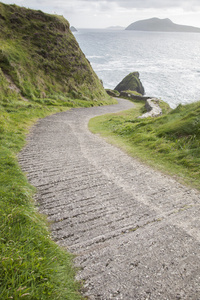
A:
[[74, 29, 200, 108]]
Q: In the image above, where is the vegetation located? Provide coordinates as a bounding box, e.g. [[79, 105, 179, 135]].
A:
[[0, 2, 111, 103], [0, 95, 91, 299], [89, 99, 200, 189], [0, 2, 116, 299]]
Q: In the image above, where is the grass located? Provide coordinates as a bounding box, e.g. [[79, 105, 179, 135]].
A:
[[0, 91, 116, 300], [0, 2, 110, 103], [0, 69, 115, 299], [89, 99, 200, 189], [0, 64, 116, 298], [0, 94, 93, 299]]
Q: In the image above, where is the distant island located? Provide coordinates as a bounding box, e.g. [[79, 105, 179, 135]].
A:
[[126, 18, 200, 33], [70, 26, 77, 32]]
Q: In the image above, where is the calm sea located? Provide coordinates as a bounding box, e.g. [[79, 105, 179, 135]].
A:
[[74, 29, 200, 108]]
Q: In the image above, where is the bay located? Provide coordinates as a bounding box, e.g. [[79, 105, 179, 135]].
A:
[[74, 29, 200, 108]]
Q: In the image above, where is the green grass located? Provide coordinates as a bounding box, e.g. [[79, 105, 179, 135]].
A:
[[89, 99, 200, 189], [0, 85, 115, 300], [0, 92, 113, 299], [0, 2, 110, 103]]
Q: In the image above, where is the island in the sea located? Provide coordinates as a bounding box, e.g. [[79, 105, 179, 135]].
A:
[[125, 17, 200, 33], [70, 26, 77, 32]]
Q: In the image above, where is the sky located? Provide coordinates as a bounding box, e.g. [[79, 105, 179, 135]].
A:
[[2, 0, 200, 29]]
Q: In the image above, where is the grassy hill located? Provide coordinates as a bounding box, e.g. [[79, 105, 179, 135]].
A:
[[0, 2, 110, 104]]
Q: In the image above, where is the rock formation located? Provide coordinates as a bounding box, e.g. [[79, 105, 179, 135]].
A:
[[114, 72, 145, 95], [138, 98, 162, 118]]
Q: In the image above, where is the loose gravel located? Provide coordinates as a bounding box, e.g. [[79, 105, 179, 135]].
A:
[[18, 98, 200, 300]]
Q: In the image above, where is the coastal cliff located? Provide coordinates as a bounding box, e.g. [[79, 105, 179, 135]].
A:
[[0, 2, 108, 103]]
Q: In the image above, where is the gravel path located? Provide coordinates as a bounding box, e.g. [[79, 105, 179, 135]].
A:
[[18, 99, 200, 300]]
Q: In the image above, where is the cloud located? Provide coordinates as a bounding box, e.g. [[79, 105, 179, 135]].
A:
[[3, 0, 200, 12], [74, 0, 200, 10], [2, 0, 200, 28]]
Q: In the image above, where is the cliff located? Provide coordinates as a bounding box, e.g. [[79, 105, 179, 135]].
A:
[[0, 2, 108, 103], [126, 18, 200, 32]]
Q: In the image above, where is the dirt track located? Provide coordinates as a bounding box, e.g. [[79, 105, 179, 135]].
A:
[[19, 99, 200, 300]]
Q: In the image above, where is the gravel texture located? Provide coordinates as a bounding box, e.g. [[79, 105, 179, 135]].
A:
[[18, 98, 200, 300]]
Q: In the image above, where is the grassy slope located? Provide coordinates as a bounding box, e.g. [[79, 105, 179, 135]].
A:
[[89, 99, 200, 189], [0, 2, 111, 103], [0, 2, 115, 299]]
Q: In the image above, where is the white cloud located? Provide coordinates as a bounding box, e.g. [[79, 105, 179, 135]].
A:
[[2, 0, 200, 28]]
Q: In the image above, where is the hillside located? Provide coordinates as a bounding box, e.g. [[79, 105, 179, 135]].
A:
[[0, 2, 109, 104], [126, 17, 200, 32]]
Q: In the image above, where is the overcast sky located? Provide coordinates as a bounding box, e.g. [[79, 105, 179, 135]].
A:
[[2, 0, 200, 29]]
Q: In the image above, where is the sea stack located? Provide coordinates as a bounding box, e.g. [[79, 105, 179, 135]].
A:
[[115, 72, 145, 95]]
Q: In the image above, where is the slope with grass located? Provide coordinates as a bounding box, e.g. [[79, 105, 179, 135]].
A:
[[0, 2, 110, 104], [89, 99, 200, 189]]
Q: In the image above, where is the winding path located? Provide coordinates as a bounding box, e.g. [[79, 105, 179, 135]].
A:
[[19, 99, 200, 300]]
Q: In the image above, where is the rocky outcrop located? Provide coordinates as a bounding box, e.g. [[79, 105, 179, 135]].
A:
[[126, 17, 200, 33], [138, 98, 162, 118], [115, 72, 145, 95], [114, 73, 162, 118], [70, 26, 77, 32]]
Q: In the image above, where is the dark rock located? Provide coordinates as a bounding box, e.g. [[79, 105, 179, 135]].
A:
[[115, 72, 145, 95]]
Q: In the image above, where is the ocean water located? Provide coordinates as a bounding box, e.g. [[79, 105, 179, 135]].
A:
[[74, 29, 200, 108]]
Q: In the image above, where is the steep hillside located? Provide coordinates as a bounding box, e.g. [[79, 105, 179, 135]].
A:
[[0, 2, 109, 103], [126, 17, 200, 32]]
